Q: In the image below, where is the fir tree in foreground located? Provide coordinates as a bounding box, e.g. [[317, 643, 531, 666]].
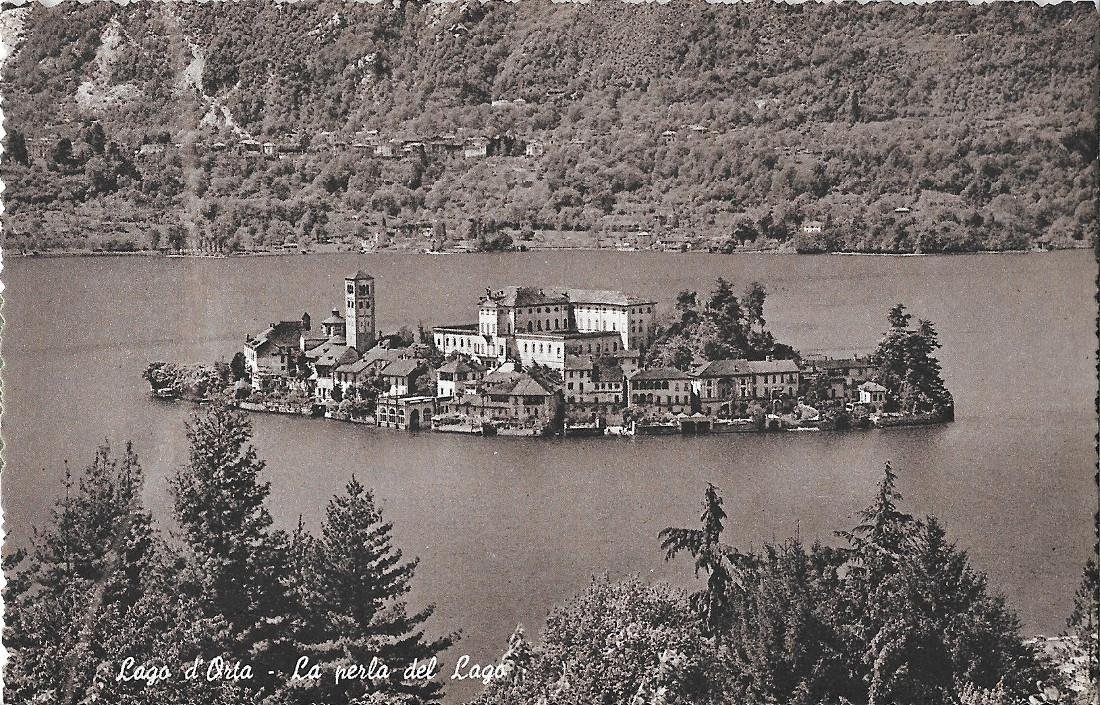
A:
[[4, 401, 451, 705], [473, 463, 1058, 705], [279, 476, 456, 704], [170, 400, 294, 689]]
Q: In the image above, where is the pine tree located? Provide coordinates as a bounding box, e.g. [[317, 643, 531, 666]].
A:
[[873, 305, 953, 416], [288, 476, 455, 704], [3, 443, 251, 705], [659, 483, 755, 636], [170, 400, 291, 687], [837, 462, 918, 574]]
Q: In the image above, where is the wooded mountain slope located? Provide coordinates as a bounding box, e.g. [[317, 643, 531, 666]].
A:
[[2, 1, 1096, 254]]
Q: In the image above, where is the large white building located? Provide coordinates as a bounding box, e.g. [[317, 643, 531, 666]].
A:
[[436, 286, 657, 370]]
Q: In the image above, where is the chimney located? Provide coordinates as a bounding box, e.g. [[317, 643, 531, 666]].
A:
[[332, 308, 340, 318]]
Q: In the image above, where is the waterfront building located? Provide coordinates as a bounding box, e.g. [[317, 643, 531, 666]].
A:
[[436, 357, 486, 398], [693, 358, 801, 415], [564, 355, 626, 407], [627, 368, 695, 414], [437, 368, 563, 424], [375, 395, 434, 430], [801, 355, 877, 400], [858, 381, 888, 409], [693, 359, 754, 416], [745, 358, 800, 400], [434, 285, 656, 370], [243, 313, 311, 388]]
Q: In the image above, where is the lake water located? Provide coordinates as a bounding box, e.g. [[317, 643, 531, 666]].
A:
[[1, 250, 1096, 700]]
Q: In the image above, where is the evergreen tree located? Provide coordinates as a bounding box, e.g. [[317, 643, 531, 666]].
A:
[[873, 304, 953, 415], [726, 540, 857, 705], [659, 483, 755, 636], [1065, 509, 1099, 698], [170, 400, 292, 687], [5, 126, 30, 165], [863, 518, 1052, 704], [3, 443, 252, 705], [287, 476, 455, 704]]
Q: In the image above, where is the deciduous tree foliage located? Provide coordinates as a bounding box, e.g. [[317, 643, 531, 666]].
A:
[[3, 2, 1096, 253]]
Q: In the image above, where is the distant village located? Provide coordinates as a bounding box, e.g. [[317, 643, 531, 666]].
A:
[[17, 123, 868, 256], [180, 268, 933, 438]]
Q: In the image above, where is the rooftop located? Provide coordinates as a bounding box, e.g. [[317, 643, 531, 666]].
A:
[[246, 320, 307, 350], [381, 359, 423, 377], [630, 367, 693, 381]]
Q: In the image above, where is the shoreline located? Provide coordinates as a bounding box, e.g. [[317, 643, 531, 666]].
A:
[[3, 244, 1088, 261]]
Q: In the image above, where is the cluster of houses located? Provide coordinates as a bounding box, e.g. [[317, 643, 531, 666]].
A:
[[242, 270, 888, 434]]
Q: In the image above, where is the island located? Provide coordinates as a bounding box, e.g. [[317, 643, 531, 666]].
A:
[[144, 268, 954, 437]]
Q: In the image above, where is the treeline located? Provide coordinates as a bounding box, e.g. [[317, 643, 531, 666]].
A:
[[2, 1, 1096, 254], [4, 401, 453, 704], [647, 279, 797, 369], [475, 471, 1099, 705], [4, 401, 1096, 703]]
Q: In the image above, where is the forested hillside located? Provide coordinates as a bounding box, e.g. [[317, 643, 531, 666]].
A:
[[2, 1, 1096, 254]]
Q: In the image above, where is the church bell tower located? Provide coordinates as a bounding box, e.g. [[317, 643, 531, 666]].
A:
[[344, 270, 375, 353]]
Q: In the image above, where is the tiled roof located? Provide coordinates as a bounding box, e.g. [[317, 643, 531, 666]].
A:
[[437, 358, 485, 375], [484, 286, 569, 308], [630, 367, 693, 381], [247, 320, 306, 351], [347, 269, 374, 281], [859, 381, 887, 392], [314, 344, 351, 367], [381, 359, 422, 378], [744, 359, 801, 374], [696, 359, 755, 378], [304, 337, 345, 358], [509, 376, 553, 396], [565, 288, 653, 306]]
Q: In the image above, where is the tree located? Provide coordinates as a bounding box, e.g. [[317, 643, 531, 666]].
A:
[[287, 476, 454, 703], [50, 137, 73, 169], [836, 464, 1051, 705], [230, 351, 248, 381], [5, 126, 29, 165], [3, 442, 253, 705], [874, 305, 953, 416], [659, 483, 754, 636], [725, 540, 856, 704], [170, 400, 291, 688], [472, 577, 721, 705], [1064, 510, 1099, 698]]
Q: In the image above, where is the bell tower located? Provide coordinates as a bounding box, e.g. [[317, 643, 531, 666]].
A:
[[344, 269, 375, 352]]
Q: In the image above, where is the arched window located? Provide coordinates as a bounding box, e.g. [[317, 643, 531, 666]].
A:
[[527, 321, 533, 332]]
